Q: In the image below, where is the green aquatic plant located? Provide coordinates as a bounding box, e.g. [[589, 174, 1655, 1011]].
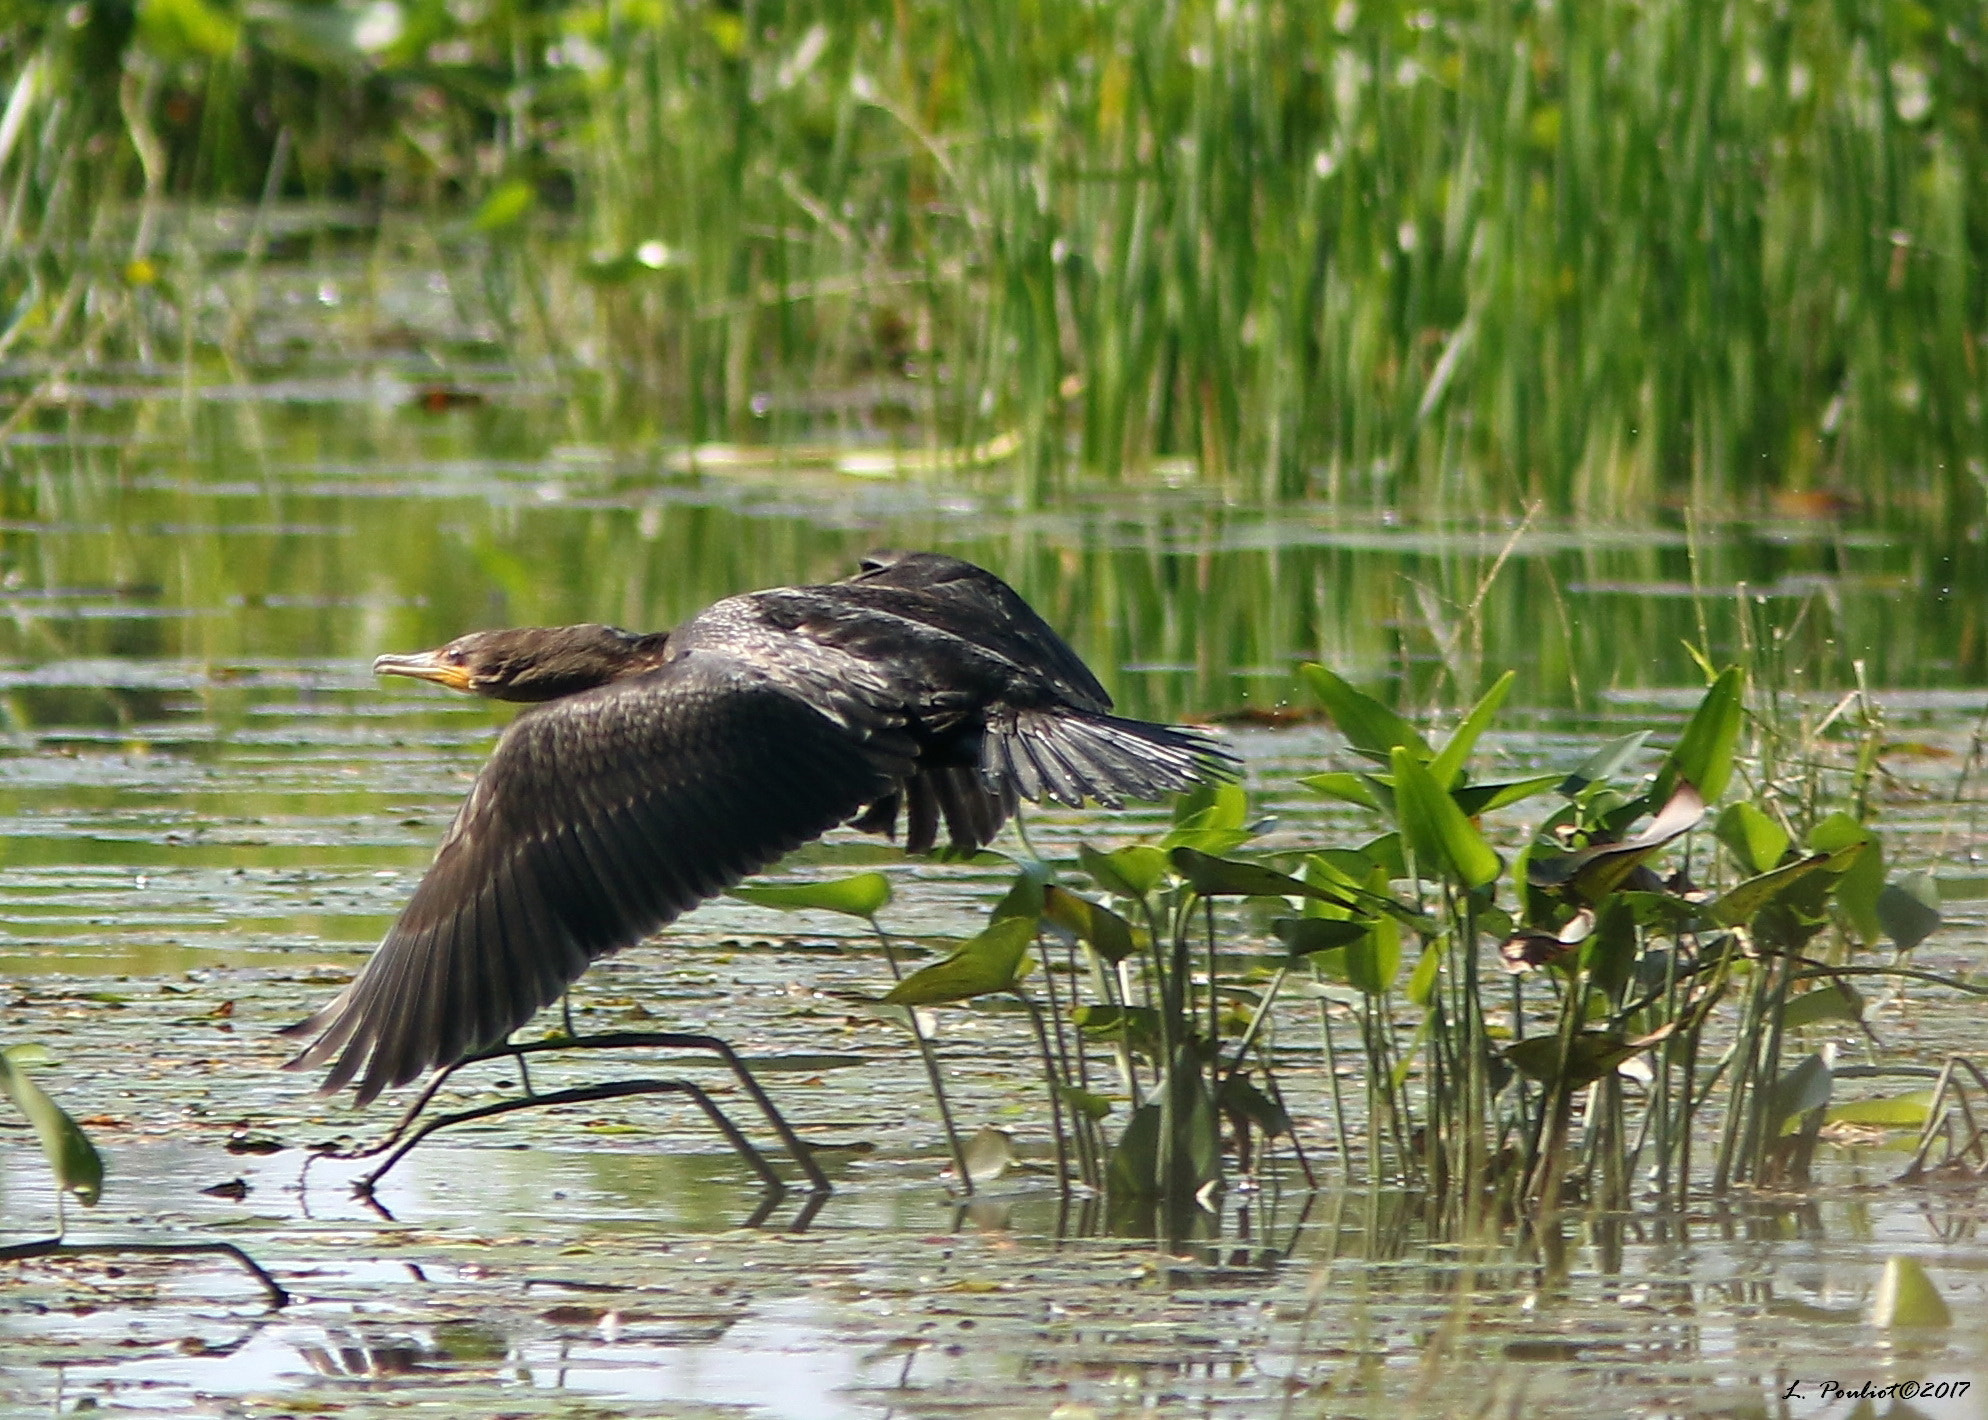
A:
[[892, 656, 1986, 1224], [0, 1043, 104, 1225], [1293, 659, 1988, 1217], [0, 1041, 288, 1306]]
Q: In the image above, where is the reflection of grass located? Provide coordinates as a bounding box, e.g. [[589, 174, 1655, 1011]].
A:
[[1, 5, 1980, 511], [1, 415, 1985, 723]]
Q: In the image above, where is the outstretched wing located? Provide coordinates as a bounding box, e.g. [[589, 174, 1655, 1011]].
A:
[[836, 552, 1238, 852], [282, 653, 913, 1104], [845, 551, 1113, 709]]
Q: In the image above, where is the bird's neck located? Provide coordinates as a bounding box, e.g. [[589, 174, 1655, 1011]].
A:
[[618, 631, 673, 677]]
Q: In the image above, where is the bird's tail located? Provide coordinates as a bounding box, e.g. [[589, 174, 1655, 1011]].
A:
[[986, 708, 1238, 810]]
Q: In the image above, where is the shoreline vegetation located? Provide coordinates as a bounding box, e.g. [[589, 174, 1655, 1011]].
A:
[[2, 0, 1982, 512]]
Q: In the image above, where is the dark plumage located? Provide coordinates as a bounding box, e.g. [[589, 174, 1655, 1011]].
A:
[[282, 552, 1237, 1104]]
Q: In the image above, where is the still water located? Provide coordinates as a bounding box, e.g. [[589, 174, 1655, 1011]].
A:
[[0, 373, 1985, 1417]]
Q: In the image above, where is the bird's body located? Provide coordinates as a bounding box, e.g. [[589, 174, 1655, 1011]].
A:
[[284, 552, 1234, 1105]]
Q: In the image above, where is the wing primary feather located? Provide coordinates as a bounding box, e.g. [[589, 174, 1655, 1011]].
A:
[[364, 908, 453, 1102], [326, 895, 433, 1097], [538, 822, 623, 949], [994, 728, 1043, 800], [475, 860, 539, 1054], [906, 773, 940, 854], [504, 849, 575, 1016], [985, 710, 1234, 810], [1020, 732, 1086, 807]]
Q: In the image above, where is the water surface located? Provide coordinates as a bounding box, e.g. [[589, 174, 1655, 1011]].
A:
[[2, 365, 1987, 1417]]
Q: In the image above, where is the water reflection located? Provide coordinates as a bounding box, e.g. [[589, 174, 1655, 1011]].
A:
[[7, 1132, 1986, 1418], [1, 402, 1983, 733]]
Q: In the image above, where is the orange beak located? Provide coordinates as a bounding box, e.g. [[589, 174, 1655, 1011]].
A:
[[373, 650, 474, 693]]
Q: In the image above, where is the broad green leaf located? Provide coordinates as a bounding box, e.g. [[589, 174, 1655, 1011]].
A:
[[1451, 775, 1562, 816], [1170, 848, 1355, 906], [1781, 982, 1864, 1030], [1218, 1074, 1292, 1137], [1042, 885, 1137, 964], [1716, 802, 1789, 877], [990, 863, 1049, 922], [1079, 843, 1168, 898], [1272, 917, 1369, 957], [1390, 1014, 1433, 1089], [883, 918, 1035, 1006], [1558, 730, 1653, 799], [1158, 826, 1253, 856], [1877, 873, 1941, 952], [1710, 852, 1837, 927], [732, 872, 892, 918], [1297, 772, 1386, 812], [1343, 871, 1402, 996], [0, 1046, 103, 1207], [961, 1126, 1015, 1184], [1579, 897, 1639, 999], [1072, 1004, 1164, 1058], [1298, 663, 1431, 762], [1361, 833, 1407, 878], [1301, 852, 1368, 919], [1390, 747, 1499, 890], [1614, 889, 1703, 930], [1825, 1091, 1932, 1129], [1429, 671, 1514, 789], [139, 0, 240, 58], [1310, 848, 1377, 878], [472, 178, 536, 232], [1810, 813, 1883, 944], [1653, 667, 1743, 806], [1872, 1256, 1952, 1328], [1107, 1059, 1222, 1199], [1171, 780, 1248, 830], [1504, 1029, 1658, 1087], [1405, 941, 1443, 1007], [1529, 781, 1706, 905], [1056, 1084, 1115, 1121], [1766, 1051, 1834, 1132]]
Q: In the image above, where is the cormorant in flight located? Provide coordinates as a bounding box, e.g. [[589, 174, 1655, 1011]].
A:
[[283, 552, 1236, 1105]]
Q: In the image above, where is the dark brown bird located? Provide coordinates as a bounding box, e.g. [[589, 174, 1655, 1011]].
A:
[[282, 552, 1236, 1104]]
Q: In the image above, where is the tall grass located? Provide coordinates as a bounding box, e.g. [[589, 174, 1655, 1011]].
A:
[[1, 1, 1983, 514]]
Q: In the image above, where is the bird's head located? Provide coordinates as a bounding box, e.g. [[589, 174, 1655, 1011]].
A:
[[373, 624, 662, 703]]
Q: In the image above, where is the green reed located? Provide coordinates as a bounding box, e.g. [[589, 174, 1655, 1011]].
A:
[[2, 1, 1981, 513]]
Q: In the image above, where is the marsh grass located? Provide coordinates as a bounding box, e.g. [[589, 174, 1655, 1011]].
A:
[[2, 1, 1982, 513]]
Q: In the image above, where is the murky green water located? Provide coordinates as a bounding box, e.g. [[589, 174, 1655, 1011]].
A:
[[2, 370, 1987, 1417]]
